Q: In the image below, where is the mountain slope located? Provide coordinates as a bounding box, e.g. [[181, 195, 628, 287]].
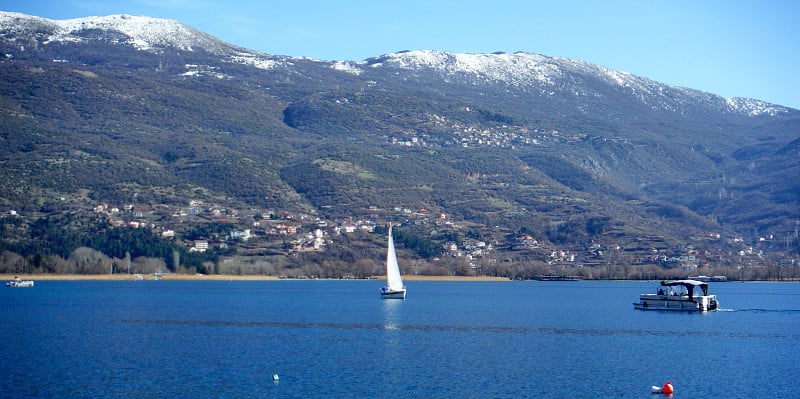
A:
[[1, 11, 797, 273]]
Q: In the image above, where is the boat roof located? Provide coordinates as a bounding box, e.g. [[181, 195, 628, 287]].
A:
[[661, 279, 708, 288]]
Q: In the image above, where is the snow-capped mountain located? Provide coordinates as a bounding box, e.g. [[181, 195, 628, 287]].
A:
[[0, 11, 229, 53], [1, 10, 798, 255], [358, 50, 791, 117], [0, 11, 287, 71], [0, 12, 793, 117]]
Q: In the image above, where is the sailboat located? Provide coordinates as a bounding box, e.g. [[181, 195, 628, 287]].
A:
[[380, 225, 406, 299]]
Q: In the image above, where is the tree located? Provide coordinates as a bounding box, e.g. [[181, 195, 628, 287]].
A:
[[69, 247, 111, 274], [40, 255, 76, 274], [0, 251, 30, 274], [352, 258, 377, 278], [131, 256, 167, 274]]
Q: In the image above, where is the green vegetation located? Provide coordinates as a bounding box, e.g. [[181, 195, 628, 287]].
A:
[[0, 214, 223, 274]]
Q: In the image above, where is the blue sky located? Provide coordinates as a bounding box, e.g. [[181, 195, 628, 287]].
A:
[[4, 0, 799, 109]]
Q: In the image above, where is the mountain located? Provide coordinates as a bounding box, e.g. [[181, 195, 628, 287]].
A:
[[0, 11, 797, 277]]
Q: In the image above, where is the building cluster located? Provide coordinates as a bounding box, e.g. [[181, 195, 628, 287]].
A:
[[10, 195, 778, 273], [389, 114, 590, 149], [89, 200, 453, 255]]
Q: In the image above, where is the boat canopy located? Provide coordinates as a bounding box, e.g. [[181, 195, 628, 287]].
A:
[[660, 279, 709, 296]]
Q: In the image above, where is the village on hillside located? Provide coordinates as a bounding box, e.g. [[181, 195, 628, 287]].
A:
[[0, 194, 776, 280]]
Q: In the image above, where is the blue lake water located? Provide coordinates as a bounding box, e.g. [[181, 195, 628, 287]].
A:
[[1, 280, 798, 398]]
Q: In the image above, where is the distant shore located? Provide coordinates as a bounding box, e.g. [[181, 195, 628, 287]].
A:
[[1, 273, 278, 281], [1, 273, 510, 282], [5, 274, 797, 283]]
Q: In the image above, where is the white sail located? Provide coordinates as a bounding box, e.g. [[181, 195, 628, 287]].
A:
[[385, 226, 404, 291]]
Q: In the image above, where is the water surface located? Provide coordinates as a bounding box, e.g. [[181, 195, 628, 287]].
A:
[[1, 280, 797, 398]]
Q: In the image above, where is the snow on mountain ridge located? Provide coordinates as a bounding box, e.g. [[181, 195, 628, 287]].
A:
[[369, 50, 692, 108], [0, 11, 231, 54], [55, 14, 208, 52], [369, 50, 791, 116], [0, 11, 285, 71], [725, 98, 787, 117], [368, 50, 564, 86], [368, 50, 664, 89], [1, 12, 792, 116], [368, 50, 703, 111]]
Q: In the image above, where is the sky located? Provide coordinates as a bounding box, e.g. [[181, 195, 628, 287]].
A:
[[3, 0, 799, 109]]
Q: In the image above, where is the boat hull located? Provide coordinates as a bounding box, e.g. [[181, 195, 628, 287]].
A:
[[634, 294, 718, 311], [380, 288, 406, 300], [6, 280, 34, 288]]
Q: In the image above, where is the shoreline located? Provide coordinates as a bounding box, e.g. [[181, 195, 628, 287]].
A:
[[1, 273, 510, 282], [4, 274, 797, 283], [0, 273, 279, 281]]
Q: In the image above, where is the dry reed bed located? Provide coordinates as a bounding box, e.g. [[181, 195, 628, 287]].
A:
[[2, 274, 509, 282]]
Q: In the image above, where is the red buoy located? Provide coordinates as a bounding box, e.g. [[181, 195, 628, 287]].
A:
[[661, 381, 674, 395]]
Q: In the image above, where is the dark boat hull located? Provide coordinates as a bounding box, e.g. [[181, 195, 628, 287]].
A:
[[380, 288, 406, 300]]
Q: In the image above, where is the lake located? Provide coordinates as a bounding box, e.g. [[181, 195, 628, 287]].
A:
[[1, 280, 798, 398]]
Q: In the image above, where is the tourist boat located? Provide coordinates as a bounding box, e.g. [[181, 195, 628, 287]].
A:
[[380, 225, 406, 299], [634, 279, 719, 311], [6, 276, 34, 288]]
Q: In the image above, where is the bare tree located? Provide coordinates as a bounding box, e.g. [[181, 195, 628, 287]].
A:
[[69, 247, 111, 274], [0, 251, 30, 274], [42, 255, 77, 274], [131, 256, 167, 274], [352, 258, 377, 279]]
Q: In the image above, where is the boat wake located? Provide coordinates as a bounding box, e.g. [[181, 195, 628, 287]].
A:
[[721, 308, 800, 314]]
